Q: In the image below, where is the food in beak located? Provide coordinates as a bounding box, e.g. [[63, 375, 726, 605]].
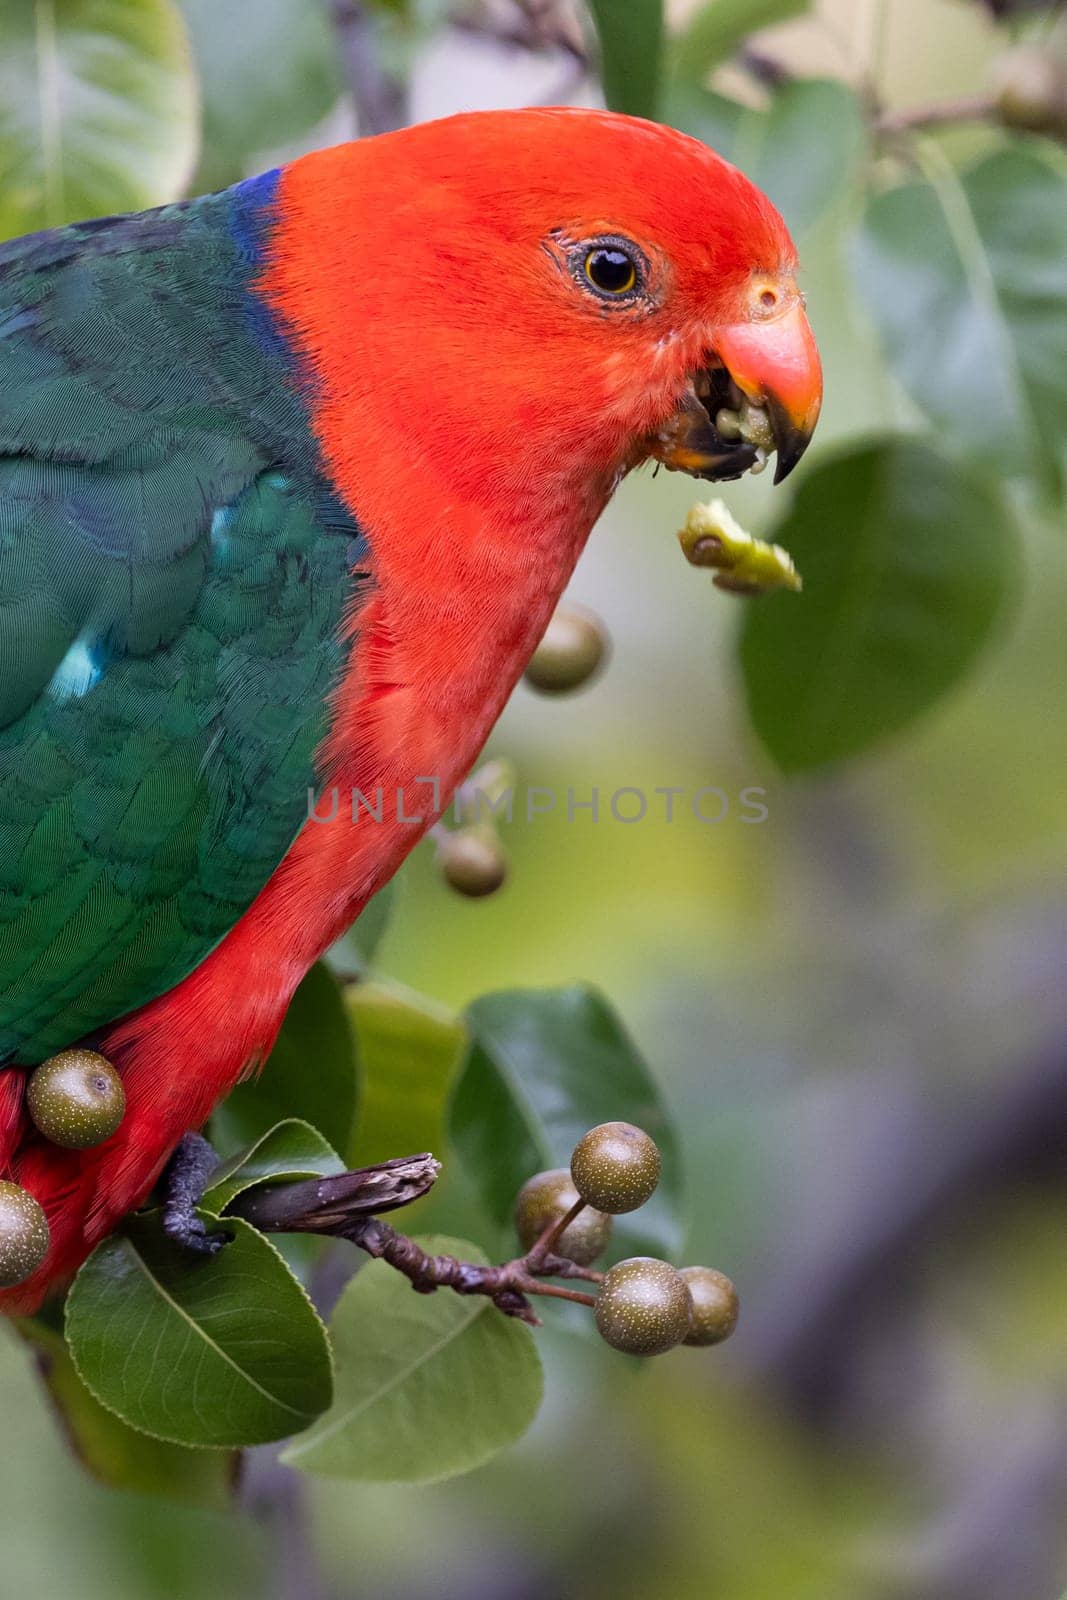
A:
[[678, 498, 802, 596]]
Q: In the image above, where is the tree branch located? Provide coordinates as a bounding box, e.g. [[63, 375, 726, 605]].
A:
[[451, 1, 588, 66], [329, 0, 408, 136], [450, 1, 589, 102], [228, 1157, 602, 1326], [876, 92, 997, 135], [737, 45, 998, 140], [230, 1152, 442, 1229]]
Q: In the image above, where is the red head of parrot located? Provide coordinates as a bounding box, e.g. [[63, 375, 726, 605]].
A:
[[261, 108, 822, 529]]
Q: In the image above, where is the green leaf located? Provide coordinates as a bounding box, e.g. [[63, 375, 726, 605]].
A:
[[325, 883, 396, 981], [673, 0, 810, 83], [587, 0, 664, 118], [66, 1211, 333, 1448], [177, 0, 343, 190], [450, 986, 684, 1256], [348, 979, 466, 1168], [17, 1319, 238, 1507], [669, 78, 866, 235], [283, 1235, 542, 1482], [212, 963, 358, 1158], [739, 438, 1021, 772], [855, 143, 1067, 494], [665, 82, 744, 153], [734, 79, 867, 237], [0, 0, 199, 240], [203, 1119, 344, 1215]]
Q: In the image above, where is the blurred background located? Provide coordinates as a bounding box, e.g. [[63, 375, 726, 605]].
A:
[[1, 0, 1066, 1596]]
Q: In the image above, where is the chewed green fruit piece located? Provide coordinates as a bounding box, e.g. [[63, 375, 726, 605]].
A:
[[679, 499, 802, 596]]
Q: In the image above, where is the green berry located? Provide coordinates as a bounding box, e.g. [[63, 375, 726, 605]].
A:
[[27, 1049, 126, 1150], [524, 605, 608, 694], [570, 1121, 661, 1214], [680, 1266, 739, 1347], [437, 827, 507, 898], [513, 1168, 612, 1265], [594, 1257, 693, 1356], [0, 1181, 50, 1288]]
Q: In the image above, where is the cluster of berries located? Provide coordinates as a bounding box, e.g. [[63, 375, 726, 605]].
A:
[[0, 1049, 125, 1287], [514, 1121, 738, 1357]]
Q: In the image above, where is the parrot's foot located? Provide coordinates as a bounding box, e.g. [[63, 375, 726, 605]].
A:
[[161, 1132, 232, 1257]]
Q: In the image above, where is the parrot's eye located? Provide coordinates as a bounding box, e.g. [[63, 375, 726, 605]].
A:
[[584, 246, 637, 297], [553, 231, 650, 306]]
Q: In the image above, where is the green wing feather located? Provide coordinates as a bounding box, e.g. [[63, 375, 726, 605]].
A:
[[0, 186, 364, 1063]]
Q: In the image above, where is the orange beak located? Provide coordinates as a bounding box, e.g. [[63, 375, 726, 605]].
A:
[[711, 299, 823, 484], [645, 296, 823, 487]]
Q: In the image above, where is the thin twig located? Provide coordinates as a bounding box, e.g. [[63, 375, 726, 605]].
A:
[[228, 1158, 602, 1327], [332, 1215, 601, 1324], [231, 1153, 442, 1230], [736, 43, 998, 140], [876, 92, 997, 135], [329, 0, 408, 136], [452, 0, 588, 66], [740, 47, 793, 90], [524, 1194, 585, 1269]]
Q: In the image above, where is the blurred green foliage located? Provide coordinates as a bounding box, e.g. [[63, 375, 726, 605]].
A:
[[857, 141, 1067, 497], [588, 0, 664, 116], [739, 439, 1021, 770], [176, 0, 342, 189], [0, 0, 197, 236]]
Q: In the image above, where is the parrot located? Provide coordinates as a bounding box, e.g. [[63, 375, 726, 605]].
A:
[[0, 107, 822, 1313]]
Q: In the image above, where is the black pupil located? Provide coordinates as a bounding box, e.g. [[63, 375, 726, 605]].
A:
[[589, 249, 633, 293]]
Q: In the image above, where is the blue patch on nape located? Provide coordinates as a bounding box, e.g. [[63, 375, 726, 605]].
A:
[[226, 169, 299, 374], [227, 169, 282, 270], [46, 637, 105, 702]]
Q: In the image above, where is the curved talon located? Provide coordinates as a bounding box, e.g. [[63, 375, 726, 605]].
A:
[[159, 1131, 230, 1258], [162, 1211, 233, 1256]]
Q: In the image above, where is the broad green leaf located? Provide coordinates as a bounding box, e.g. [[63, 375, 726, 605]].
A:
[[855, 144, 1067, 494], [203, 1119, 344, 1215], [283, 1235, 542, 1482], [325, 883, 397, 981], [450, 986, 684, 1256], [0, 0, 199, 240], [212, 963, 358, 1157], [17, 1320, 237, 1507], [665, 82, 744, 155], [66, 1212, 333, 1448], [178, 0, 342, 190], [733, 79, 866, 237], [587, 0, 664, 118], [669, 78, 867, 235], [348, 979, 466, 1168], [673, 0, 810, 82], [739, 439, 1020, 772]]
